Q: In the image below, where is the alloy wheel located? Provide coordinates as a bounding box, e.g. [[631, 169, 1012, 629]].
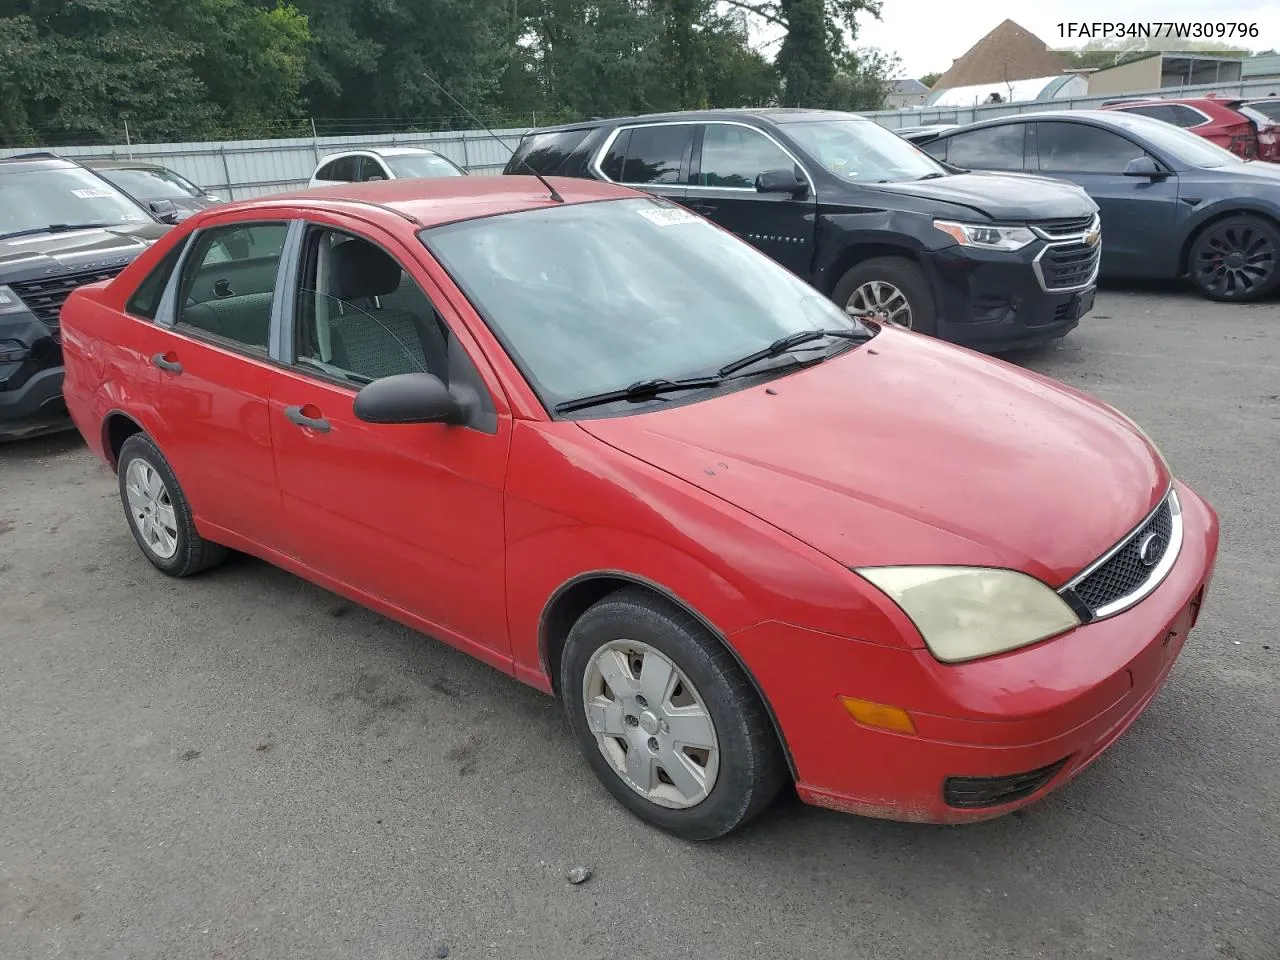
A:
[[1192, 223, 1276, 299], [124, 458, 179, 560], [848, 280, 912, 328], [581, 639, 720, 809]]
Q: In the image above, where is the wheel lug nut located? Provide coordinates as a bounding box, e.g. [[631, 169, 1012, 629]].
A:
[[647, 737, 659, 752], [625, 715, 639, 727]]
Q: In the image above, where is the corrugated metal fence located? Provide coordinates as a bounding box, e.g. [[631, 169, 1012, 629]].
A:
[[0, 127, 528, 201], [3, 75, 1279, 198]]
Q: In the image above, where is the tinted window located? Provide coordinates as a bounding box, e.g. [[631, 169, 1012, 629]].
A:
[[1244, 100, 1280, 122], [319, 157, 358, 181], [1118, 104, 1180, 125], [175, 222, 289, 351], [1036, 122, 1146, 174], [125, 241, 187, 320], [697, 124, 797, 188], [600, 129, 631, 181], [512, 130, 590, 175], [1170, 104, 1211, 127], [944, 124, 1026, 171], [613, 125, 692, 184], [921, 138, 948, 161], [356, 156, 388, 181]]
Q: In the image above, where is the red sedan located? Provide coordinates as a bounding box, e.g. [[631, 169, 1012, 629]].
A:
[[1103, 95, 1271, 161], [59, 176, 1219, 839]]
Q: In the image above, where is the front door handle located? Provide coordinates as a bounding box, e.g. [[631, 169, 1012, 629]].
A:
[[284, 404, 331, 434], [691, 204, 717, 215], [151, 352, 183, 374]]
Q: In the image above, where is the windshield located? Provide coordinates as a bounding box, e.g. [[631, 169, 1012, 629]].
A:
[[422, 197, 869, 412], [383, 153, 465, 178], [0, 167, 151, 238], [782, 118, 947, 182], [95, 166, 206, 199], [1102, 111, 1245, 167]]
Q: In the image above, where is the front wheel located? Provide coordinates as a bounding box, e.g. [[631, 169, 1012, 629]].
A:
[[832, 256, 938, 337], [560, 589, 788, 840], [1187, 215, 1280, 302]]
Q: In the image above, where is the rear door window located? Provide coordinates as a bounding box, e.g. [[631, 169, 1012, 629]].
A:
[[601, 125, 693, 185], [943, 124, 1027, 171], [1170, 105, 1211, 127], [318, 157, 358, 182]]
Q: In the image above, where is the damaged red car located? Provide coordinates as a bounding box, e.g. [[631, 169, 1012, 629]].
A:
[[59, 175, 1219, 839]]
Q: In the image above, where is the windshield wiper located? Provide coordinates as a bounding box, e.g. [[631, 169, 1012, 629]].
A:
[[914, 172, 947, 181], [717, 328, 871, 378], [0, 222, 112, 241], [554, 376, 724, 414]]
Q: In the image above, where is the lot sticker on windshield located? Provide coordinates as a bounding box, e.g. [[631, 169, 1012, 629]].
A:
[[637, 206, 700, 227], [71, 188, 117, 199]]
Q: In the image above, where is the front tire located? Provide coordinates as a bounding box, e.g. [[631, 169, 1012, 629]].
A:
[[560, 589, 788, 840], [117, 433, 227, 577], [832, 256, 938, 337], [1187, 214, 1280, 302]]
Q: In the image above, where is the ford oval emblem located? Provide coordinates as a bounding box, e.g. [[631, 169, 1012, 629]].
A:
[[1137, 531, 1165, 567]]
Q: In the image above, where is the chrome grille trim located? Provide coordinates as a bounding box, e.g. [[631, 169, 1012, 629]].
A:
[[1058, 487, 1183, 621]]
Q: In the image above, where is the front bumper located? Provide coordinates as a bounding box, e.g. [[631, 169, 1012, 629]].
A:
[[929, 241, 1097, 351], [0, 312, 74, 441], [729, 479, 1219, 825]]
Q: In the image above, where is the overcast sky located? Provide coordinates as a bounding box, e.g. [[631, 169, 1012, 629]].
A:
[[845, 1, 1280, 79]]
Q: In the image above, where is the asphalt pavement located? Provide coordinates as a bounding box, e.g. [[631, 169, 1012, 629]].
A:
[[2, 285, 1278, 960]]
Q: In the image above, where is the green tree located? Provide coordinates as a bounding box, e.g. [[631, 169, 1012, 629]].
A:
[[919, 70, 941, 88]]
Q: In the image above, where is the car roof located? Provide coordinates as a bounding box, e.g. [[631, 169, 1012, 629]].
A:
[[520, 107, 866, 135], [318, 146, 446, 161], [931, 109, 1139, 133], [214, 175, 638, 229], [0, 152, 81, 173]]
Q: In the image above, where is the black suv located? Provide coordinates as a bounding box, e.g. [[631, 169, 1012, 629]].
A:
[[504, 109, 1102, 350], [1, 153, 169, 440]]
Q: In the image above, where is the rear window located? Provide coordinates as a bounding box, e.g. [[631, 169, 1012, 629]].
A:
[[508, 130, 591, 175]]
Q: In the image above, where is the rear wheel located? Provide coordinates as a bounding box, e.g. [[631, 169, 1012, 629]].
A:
[[117, 433, 227, 577], [1187, 214, 1280, 302], [560, 589, 788, 840], [832, 256, 938, 336]]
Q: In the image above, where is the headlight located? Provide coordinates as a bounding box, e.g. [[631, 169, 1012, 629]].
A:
[[933, 220, 1035, 252], [0, 285, 30, 316], [854, 566, 1080, 664]]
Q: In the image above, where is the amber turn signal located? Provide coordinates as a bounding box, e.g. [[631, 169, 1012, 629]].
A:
[[839, 696, 917, 735]]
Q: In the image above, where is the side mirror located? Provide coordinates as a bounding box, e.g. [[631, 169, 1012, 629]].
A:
[[1124, 156, 1164, 178], [149, 199, 181, 223], [353, 372, 465, 425], [755, 168, 809, 197]]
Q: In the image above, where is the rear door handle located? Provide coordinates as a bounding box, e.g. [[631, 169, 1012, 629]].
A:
[[284, 405, 331, 434], [151, 353, 183, 374]]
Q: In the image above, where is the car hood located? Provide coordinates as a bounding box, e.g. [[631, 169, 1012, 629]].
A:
[[578, 328, 1167, 586], [868, 171, 1098, 221], [0, 222, 168, 282]]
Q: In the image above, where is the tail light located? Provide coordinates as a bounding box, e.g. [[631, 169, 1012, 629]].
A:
[[1256, 124, 1280, 162]]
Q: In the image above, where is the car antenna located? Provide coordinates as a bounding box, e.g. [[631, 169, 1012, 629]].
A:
[[421, 70, 564, 203]]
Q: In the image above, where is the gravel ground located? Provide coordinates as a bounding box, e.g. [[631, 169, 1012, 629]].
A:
[[2, 286, 1278, 960]]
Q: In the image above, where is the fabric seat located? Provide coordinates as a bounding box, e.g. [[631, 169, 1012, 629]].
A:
[[324, 239, 448, 381], [181, 291, 274, 348]]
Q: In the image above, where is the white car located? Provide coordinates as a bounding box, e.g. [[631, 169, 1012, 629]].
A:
[[308, 147, 467, 187]]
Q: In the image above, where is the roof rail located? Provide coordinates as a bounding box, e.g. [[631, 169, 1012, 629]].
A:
[[2, 150, 63, 161]]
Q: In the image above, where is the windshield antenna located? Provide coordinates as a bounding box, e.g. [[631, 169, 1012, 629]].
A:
[[422, 69, 565, 203]]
